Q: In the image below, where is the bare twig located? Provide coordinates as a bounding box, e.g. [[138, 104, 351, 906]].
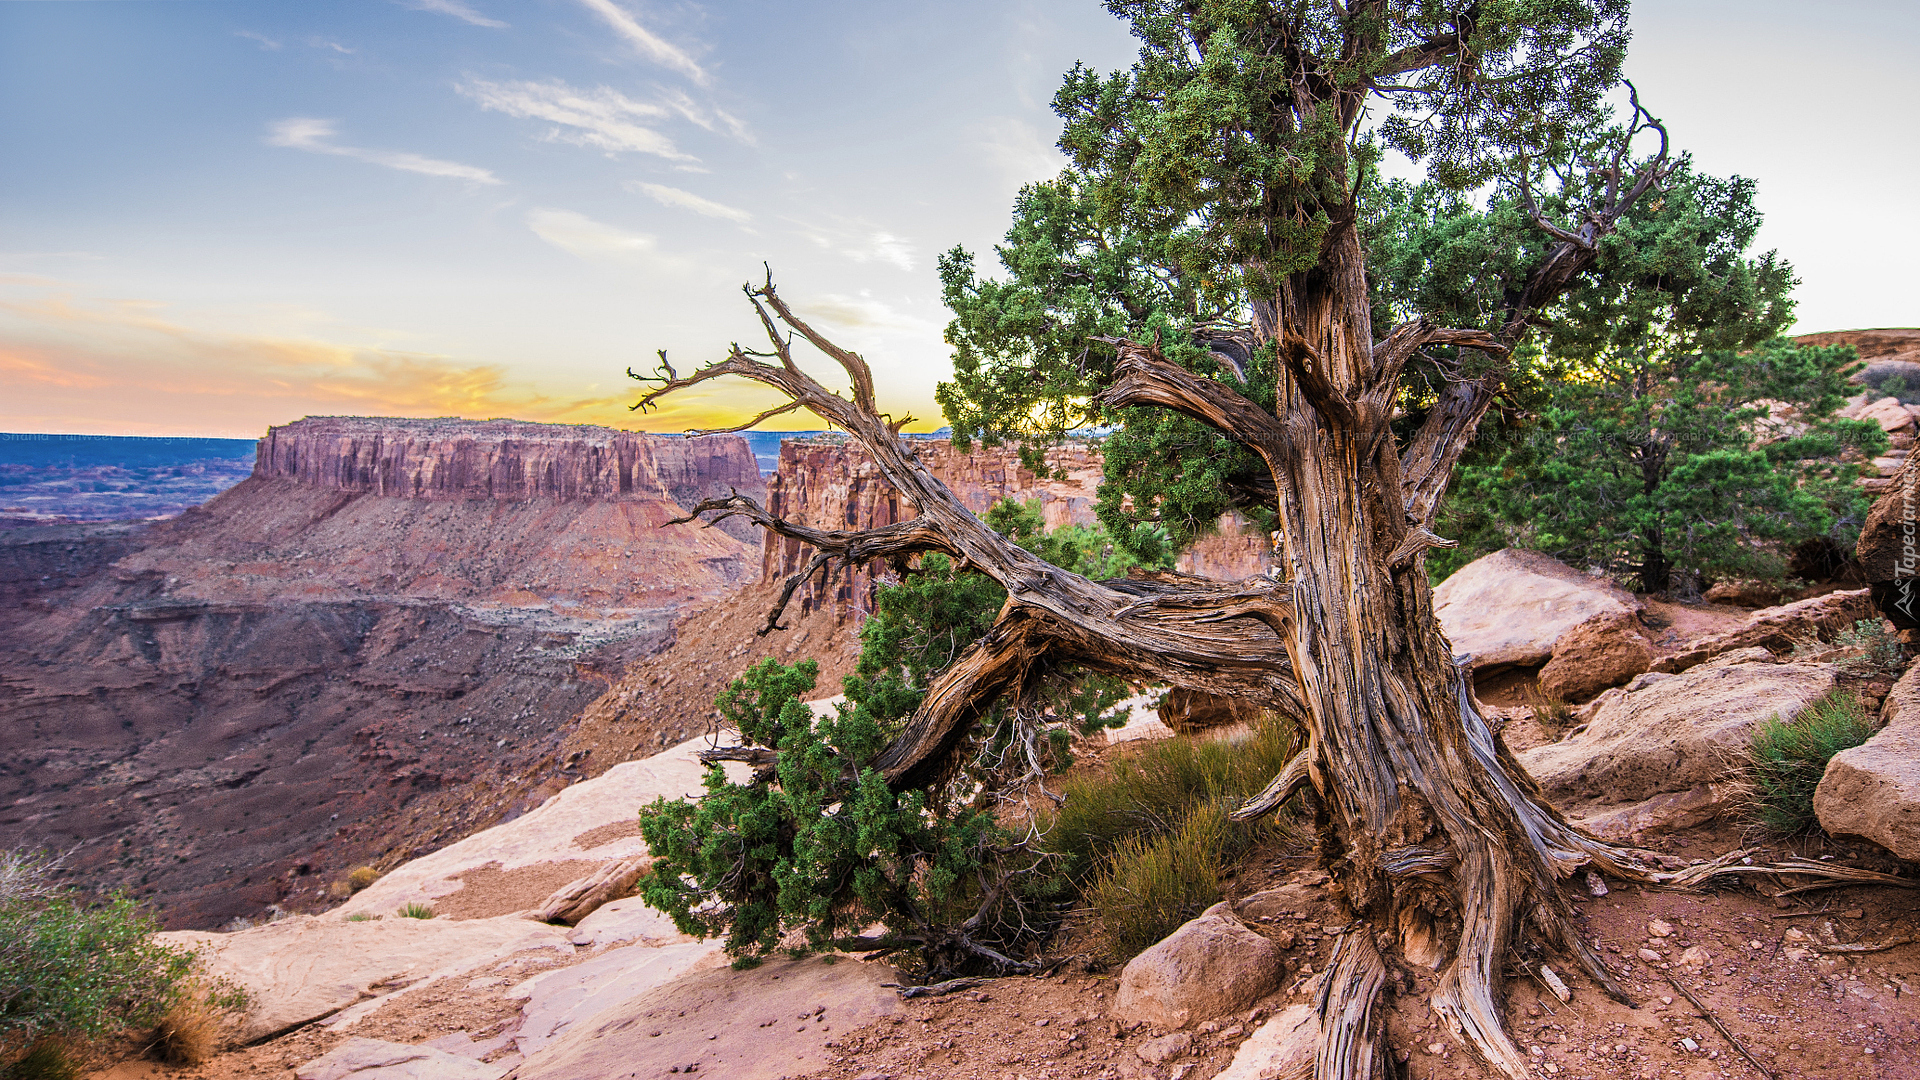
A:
[[1665, 977, 1777, 1080]]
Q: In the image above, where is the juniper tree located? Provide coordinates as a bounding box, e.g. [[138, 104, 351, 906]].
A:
[[635, 3, 1826, 1075]]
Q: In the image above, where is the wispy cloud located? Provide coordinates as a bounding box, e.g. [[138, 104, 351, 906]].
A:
[[976, 117, 1064, 188], [801, 292, 938, 337], [527, 208, 673, 267], [458, 78, 692, 160], [791, 219, 917, 272], [267, 118, 501, 184], [404, 0, 506, 28], [629, 182, 751, 225], [310, 39, 354, 54], [575, 0, 707, 85], [235, 30, 281, 50], [656, 87, 752, 144]]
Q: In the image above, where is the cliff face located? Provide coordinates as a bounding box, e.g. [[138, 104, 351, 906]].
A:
[[0, 418, 763, 928], [760, 438, 1104, 618], [254, 416, 764, 541]]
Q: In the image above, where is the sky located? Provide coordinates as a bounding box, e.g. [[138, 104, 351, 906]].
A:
[[1, 1, 1915, 439]]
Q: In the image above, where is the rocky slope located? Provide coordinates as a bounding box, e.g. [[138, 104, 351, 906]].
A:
[[0, 418, 762, 929]]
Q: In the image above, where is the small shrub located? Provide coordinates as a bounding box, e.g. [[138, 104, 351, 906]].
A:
[[0, 850, 208, 1072], [1043, 714, 1302, 884], [397, 902, 434, 920], [1522, 684, 1573, 730], [146, 994, 219, 1066], [1745, 692, 1877, 834], [1833, 619, 1905, 677], [346, 867, 379, 892], [327, 880, 353, 900]]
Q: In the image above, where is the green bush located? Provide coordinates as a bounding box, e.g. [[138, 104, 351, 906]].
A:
[[1086, 802, 1235, 958], [397, 902, 435, 920], [0, 850, 202, 1071], [1746, 692, 1877, 834]]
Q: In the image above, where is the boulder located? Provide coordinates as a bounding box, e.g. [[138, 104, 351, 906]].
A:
[[511, 956, 903, 1080], [1854, 396, 1916, 432], [158, 914, 573, 1042], [1538, 611, 1654, 702], [1213, 1003, 1317, 1080], [1816, 663, 1920, 860], [1518, 661, 1838, 839], [295, 1038, 507, 1080], [1433, 549, 1638, 671], [1113, 902, 1283, 1029], [1657, 589, 1873, 672], [1855, 454, 1920, 630]]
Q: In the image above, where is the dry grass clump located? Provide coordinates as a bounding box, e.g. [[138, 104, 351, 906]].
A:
[[1521, 684, 1573, 729], [146, 993, 220, 1066], [1041, 715, 1308, 959], [347, 866, 379, 891]]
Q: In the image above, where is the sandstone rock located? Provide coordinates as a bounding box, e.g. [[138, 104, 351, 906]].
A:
[[1433, 549, 1639, 671], [295, 1037, 507, 1080], [158, 914, 573, 1042], [1538, 611, 1653, 701], [511, 956, 903, 1080], [1114, 902, 1283, 1029], [1855, 396, 1916, 432], [1213, 1003, 1316, 1080], [1657, 590, 1872, 672], [1233, 882, 1327, 924], [335, 733, 746, 920], [508, 940, 727, 1056], [1815, 661, 1920, 860], [1856, 452, 1920, 629], [565, 896, 690, 950], [1519, 661, 1838, 838], [1137, 1032, 1193, 1064], [1159, 687, 1268, 733]]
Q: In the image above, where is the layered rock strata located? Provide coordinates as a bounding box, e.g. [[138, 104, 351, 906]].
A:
[[0, 418, 762, 927]]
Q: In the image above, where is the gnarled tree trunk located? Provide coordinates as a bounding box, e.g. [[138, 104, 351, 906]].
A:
[[637, 248, 1832, 1075]]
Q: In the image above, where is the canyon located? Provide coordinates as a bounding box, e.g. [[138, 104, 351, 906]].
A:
[[0, 418, 763, 928]]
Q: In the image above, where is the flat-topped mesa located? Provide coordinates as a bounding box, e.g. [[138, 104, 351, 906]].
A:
[[255, 416, 764, 508]]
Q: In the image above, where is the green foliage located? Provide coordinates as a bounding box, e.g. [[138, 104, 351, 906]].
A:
[[1745, 693, 1876, 835], [1445, 339, 1884, 592], [0, 851, 202, 1068], [1042, 714, 1303, 885], [1832, 619, 1906, 678], [398, 902, 435, 920], [638, 657, 1026, 976], [1, 1041, 80, 1080]]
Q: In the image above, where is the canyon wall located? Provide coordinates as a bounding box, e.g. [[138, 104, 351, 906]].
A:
[[760, 438, 1105, 618], [0, 419, 762, 928]]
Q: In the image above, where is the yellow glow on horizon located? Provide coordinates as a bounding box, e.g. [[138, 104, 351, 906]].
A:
[[0, 292, 945, 439]]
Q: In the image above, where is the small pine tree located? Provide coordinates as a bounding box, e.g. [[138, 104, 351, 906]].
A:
[[1443, 339, 1884, 593], [637, 500, 1158, 977]]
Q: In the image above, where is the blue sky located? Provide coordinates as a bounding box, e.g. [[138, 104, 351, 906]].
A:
[[1, 1, 1914, 437]]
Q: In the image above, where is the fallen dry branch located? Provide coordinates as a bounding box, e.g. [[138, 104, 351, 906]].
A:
[[1815, 937, 1914, 954], [1665, 976, 1778, 1080], [883, 976, 988, 999]]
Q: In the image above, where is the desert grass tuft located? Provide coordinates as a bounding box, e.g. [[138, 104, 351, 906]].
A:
[[1042, 714, 1309, 960], [397, 901, 435, 920], [147, 994, 219, 1066], [1744, 691, 1876, 834], [1085, 801, 1233, 958], [1, 1040, 82, 1080], [1521, 684, 1573, 729]]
